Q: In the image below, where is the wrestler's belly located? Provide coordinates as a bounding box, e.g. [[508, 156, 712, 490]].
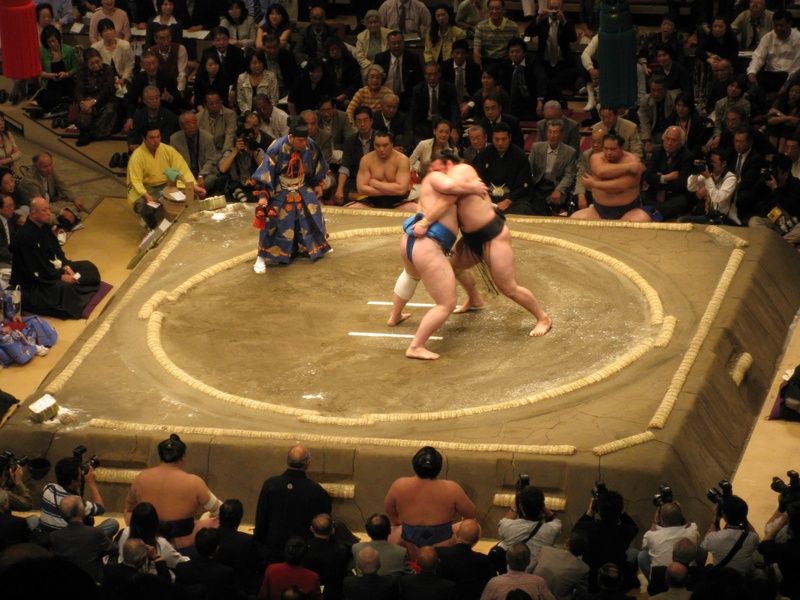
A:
[[457, 197, 495, 233], [593, 188, 639, 207]]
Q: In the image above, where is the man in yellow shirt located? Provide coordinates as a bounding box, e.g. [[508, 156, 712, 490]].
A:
[[126, 126, 196, 229]]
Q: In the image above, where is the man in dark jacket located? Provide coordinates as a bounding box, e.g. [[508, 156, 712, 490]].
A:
[[254, 444, 332, 563]]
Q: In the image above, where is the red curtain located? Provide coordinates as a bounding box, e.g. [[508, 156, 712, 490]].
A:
[[0, 0, 42, 80]]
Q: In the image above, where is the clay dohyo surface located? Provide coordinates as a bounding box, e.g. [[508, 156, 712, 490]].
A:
[[34, 206, 736, 449]]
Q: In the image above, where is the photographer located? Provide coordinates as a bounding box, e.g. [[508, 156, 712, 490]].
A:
[[218, 122, 265, 203], [638, 501, 700, 588], [759, 502, 800, 600], [700, 494, 761, 575], [38, 455, 118, 539], [495, 484, 561, 570], [0, 451, 33, 513], [680, 149, 739, 224], [748, 153, 800, 244], [571, 486, 639, 593]]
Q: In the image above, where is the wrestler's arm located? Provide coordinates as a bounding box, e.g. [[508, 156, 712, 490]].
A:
[[584, 173, 639, 193], [370, 154, 412, 196], [356, 156, 381, 195], [451, 482, 477, 520], [590, 153, 641, 179], [384, 480, 402, 525], [429, 166, 487, 197]]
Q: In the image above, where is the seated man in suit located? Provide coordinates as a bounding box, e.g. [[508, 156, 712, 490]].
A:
[[123, 50, 181, 134], [530, 0, 579, 97], [318, 96, 356, 155], [499, 37, 546, 120], [374, 93, 409, 151], [479, 93, 524, 150], [592, 106, 644, 160], [374, 31, 425, 112], [409, 62, 460, 142], [128, 85, 179, 149], [536, 100, 579, 152], [170, 111, 219, 198], [730, 127, 767, 224], [344, 546, 400, 600], [0, 194, 20, 283], [334, 106, 376, 205], [10, 197, 102, 318], [352, 513, 413, 576], [529, 119, 578, 215], [474, 122, 534, 214], [436, 519, 496, 600], [638, 76, 676, 156], [398, 546, 457, 600], [215, 499, 266, 597], [175, 528, 238, 599], [441, 39, 482, 106], [198, 91, 237, 155], [18, 152, 85, 230], [201, 27, 246, 97], [642, 125, 693, 220], [151, 25, 188, 97]]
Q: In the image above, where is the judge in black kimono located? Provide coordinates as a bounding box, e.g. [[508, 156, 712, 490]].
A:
[[10, 197, 101, 319]]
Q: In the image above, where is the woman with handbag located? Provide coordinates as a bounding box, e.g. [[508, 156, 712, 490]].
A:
[[74, 48, 119, 147]]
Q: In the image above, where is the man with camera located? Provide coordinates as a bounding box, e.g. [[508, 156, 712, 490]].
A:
[[700, 490, 761, 575], [39, 451, 118, 539], [748, 154, 800, 243], [0, 450, 33, 513], [217, 126, 265, 203], [638, 499, 700, 592], [759, 473, 800, 600], [680, 149, 738, 225], [571, 484, 639, 593], [495, 481, 561, 569]]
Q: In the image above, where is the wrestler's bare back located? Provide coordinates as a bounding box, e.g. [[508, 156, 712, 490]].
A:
[[449, 163, 495, 232], [384, 476, 476, 526], [589, 150, 642, 207]]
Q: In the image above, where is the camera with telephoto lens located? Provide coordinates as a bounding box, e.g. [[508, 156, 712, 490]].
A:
[[0, 450, 29, 472], [761, 166, 776, 182], [236, 128, 260, 153], [73, 445, 100, 475], [771, 470, 800, 512], [653, 484, 674, 507], [706, 479, 733, 505], [692, 159, 707, 175]]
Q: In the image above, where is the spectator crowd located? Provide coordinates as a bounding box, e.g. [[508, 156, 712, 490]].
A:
[[1, 439, 799, 600], [1, 0, 798, 241]]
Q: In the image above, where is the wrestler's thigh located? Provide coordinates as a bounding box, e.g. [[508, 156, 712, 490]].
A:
[[486, 228, 519, 285], [399, 234, 421, 278], [415, 240, 456, 303], [570, 206, 600, 220], [450, 239, 479, 270], [622, 208, 652, 222]]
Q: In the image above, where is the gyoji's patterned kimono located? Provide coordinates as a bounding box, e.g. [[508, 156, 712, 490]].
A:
[[253, 136, 331, 264]]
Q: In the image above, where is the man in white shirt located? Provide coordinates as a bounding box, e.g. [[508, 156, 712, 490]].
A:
[[747, 9, 800, 94], [639, 503, 700, 583], [254, 94, 289, 140], [378, 0, 431, 36]]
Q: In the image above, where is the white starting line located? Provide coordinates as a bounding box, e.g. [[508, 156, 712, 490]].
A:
[[348, 332, 443, 340], [367, 301, 435, 308]]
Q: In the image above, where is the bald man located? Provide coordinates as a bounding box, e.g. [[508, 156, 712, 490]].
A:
[[254, 444, 332, 562], [399, 546, 457, 599], [50, 496, 117, 584], [343, 547, 400, 600], [437, 519, 497, 600], [9, 196, 101, 319]]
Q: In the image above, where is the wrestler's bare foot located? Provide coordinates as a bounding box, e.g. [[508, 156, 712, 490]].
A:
[[453, 301, 486, 314], [387, 312, 411, 326], [529, 315, 552, 337], [406, 346, 440, 360]]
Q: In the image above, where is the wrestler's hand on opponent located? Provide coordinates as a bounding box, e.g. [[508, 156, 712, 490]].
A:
[[412, 218, 430, 237]]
